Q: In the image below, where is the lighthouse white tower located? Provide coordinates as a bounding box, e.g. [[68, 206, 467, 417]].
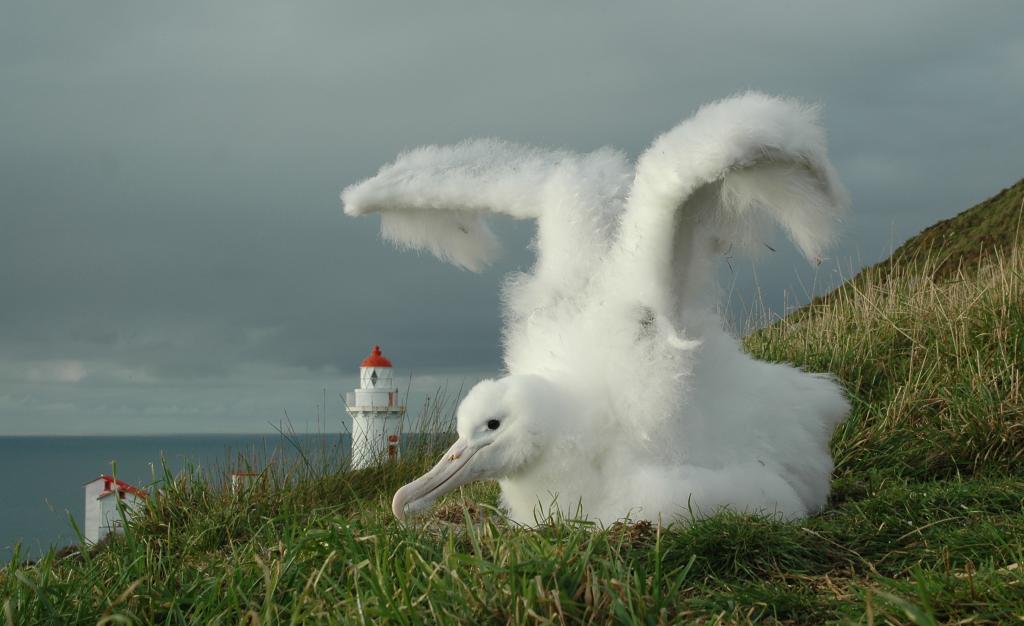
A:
[[345, 345, 406, 470]]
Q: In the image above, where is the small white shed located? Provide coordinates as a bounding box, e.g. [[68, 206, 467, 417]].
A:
[[83, 474, 147, 544]]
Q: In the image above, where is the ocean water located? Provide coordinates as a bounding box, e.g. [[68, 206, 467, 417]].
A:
[[0, 434, 354, 560]]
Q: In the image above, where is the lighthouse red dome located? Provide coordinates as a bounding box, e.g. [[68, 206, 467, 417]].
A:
[[361, 345, 393, 367]]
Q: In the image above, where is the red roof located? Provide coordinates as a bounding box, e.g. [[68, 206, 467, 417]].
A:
[[96, 474, 148, 499], [361, 345, 393, 367]]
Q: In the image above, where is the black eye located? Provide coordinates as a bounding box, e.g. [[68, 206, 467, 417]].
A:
[[486, 419, 501, 430]]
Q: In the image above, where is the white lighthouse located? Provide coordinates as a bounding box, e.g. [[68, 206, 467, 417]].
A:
[[345, 345, 406, 470]]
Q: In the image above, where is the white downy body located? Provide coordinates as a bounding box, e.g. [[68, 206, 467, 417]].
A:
[[344, 92, 851, 525]]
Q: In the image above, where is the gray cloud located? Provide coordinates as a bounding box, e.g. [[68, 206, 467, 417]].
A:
[[2, 1, 1022, 433]]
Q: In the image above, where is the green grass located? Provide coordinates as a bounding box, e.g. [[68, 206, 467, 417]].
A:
[[4, 226, 1024, 624], [878, 177, 1024, 282]]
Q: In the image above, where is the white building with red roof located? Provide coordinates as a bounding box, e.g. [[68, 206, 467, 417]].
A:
[[345, 345, 406, 469], [83, 474, 147, 544]]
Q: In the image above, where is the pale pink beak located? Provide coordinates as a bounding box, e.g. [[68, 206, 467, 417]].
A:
[[392, 440, 484, 521]]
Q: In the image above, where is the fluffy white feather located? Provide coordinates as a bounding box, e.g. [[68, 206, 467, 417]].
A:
[[342, 139, 631, 282], [614, 92, 848, 328], [344, 92, 851, 526]]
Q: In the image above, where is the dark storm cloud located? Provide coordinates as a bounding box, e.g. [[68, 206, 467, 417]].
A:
[[1, 1, 1022, 433]]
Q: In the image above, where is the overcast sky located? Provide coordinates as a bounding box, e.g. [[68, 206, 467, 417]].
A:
[[2, 1, 1022, 435]]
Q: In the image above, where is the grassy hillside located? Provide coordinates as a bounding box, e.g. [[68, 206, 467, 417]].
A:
[[820, 177, 1024, 304], [878, 177, 1024, 281], [3, 188, 1023, 624]]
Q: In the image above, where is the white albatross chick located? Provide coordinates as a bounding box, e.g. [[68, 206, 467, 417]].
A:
[[343, 92, 852, 526]]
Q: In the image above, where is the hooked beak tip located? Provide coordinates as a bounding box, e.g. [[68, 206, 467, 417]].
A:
[[392, 484, 411, 521], [390, 440, 483, 521]]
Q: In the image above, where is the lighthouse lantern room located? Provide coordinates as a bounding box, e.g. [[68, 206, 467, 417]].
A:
[[345, 345, 406, 469]]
